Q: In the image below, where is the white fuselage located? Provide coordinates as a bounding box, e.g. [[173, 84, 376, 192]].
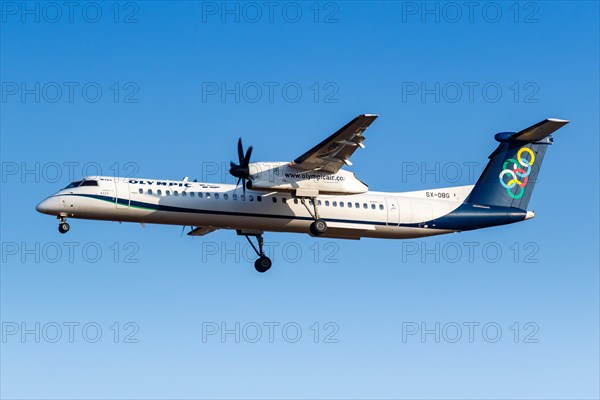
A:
[[36, 176, 475, 239]]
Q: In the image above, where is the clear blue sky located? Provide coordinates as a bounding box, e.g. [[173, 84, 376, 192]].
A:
[[1, 1, 598, 399]]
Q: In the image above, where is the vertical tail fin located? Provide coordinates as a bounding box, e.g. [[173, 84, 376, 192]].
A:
[[467, 118, 569, 209]]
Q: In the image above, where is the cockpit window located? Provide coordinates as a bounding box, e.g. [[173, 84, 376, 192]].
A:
[[80, 180, 98, 186], [64, 180, 83, 189]]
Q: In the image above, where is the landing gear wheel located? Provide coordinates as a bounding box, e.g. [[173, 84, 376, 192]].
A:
[[58, 222, 70, 234], [240, 230, 273, 273], [310, 219, 327, 236], [254, 256, 272, 273]]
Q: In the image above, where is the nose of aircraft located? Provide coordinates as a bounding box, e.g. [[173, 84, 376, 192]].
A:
[[36, 197, 60, 215]]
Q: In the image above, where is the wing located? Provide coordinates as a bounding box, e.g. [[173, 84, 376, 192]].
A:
[[289, 114, 378, 173]]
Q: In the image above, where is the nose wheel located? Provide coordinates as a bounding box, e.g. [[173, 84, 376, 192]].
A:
[[254, 256, 272, 273], [58, 219, 70, 234], [239, 230, 272, 273]]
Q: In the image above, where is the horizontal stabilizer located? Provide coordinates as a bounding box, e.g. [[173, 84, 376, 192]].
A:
[[510, 118, 569, 142]]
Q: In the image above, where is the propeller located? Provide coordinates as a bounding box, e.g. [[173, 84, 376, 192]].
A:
[[229, 138, 253, 194]]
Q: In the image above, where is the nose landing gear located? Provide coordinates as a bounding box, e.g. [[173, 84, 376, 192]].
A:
[[238, 230, 272, 273], [254, 255, 272, 273], [58, 217, 70, 234]]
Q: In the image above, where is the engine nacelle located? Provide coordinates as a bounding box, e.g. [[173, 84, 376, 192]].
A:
[[246, 162, 368, 195]]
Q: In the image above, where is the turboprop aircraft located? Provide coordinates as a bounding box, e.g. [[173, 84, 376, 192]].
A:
[[36, 114, 568, 272]]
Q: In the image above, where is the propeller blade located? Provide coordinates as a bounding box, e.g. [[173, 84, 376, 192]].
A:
[[243, 146, 253, 166], [237, 138, 244, 164]]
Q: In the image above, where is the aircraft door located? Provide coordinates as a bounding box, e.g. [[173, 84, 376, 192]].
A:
[[385, 197, 400, 226], [114, 178, 130, 208]]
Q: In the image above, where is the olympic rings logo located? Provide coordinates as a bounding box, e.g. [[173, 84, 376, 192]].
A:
[[498, 147, 536, 199]]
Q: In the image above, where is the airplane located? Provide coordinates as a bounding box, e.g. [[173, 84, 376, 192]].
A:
[[36, 114, 569, 273]]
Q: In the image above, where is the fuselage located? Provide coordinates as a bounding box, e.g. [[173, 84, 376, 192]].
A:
[[36, 176, 532, 240]]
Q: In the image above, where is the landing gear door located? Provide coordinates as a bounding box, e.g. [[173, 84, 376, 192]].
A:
[[114, 178, 130, 209], [385, 197, 400, 226]]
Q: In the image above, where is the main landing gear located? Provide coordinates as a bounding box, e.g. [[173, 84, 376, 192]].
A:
[[58, 217, 70, 234], [301, 198, 328, 236], [239, 230, 272, 273]]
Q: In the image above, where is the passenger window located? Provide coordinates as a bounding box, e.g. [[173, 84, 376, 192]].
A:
[[190, 192, 195, 197], [363, 203, 368, 209], [182, 191, 187, 197], [272, 197, 277, 203], [257, 196, 262, 202], [233, 194, 238, 200], [325, 200, 330, 206], [215, 193, 219, 199], [148, 189, 153, 195], [379, 204, 384, 210], [174, 191, 179, 196], [317, 200, 322, 206], [157, 189, 162, 196], [166, 190, 171, 196], [371, 204, 376, 209], [249, 195, 254, 201], [340, 202, 344, 207], [333, 201, 337, 207], [348, 202, 352, 208], [206, 193, 211, 199], [355, 202, 360, 208], [224, 193, 228, 200], [138, 188, 143, 194], [241, 194, 245, 201], [282, 197, 286, 203]]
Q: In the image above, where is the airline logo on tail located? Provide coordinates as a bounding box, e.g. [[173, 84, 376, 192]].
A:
[[499, 147, 536, 199]]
